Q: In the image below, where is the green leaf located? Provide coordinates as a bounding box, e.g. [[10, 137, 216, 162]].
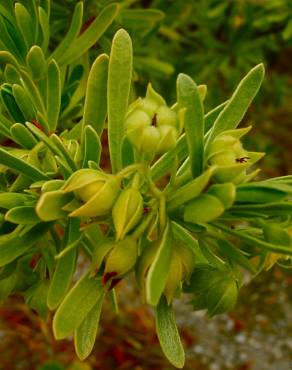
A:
[[206, 64, 264, 148], [214, 223, 292, 255], [38, 6, 50, 53], [51, 2, 83, 62], [0, 223, 51, 266], [177, 73, 204, 177], [26, 46, 47, 80], [50, 134, 77, 172], [36, 190, 73, 221], [231, 201, 292, 216], [1, 84, 25, 123], [0, 147, 49, 181], [5, 206, 40, 224], [235, 184, 288, 203], [217, 239, 256, 273], [171, 221, 207, 263], [74, 290, 105, 360], [146, 222, 172, 306], [52, 273, 103, 339], [58, 3, 119, 66], [82, 126, 101, 168], [47, 219, 80, 310], [20, 69, 46, 118], [0, 192, 36, 209], [14, 3, 34, 49], [108, 29, 133, 173], [167, 167, 215, 211], [47, 60, 61, 132], [155, 296, 185, 369], [10, 123, 38, 149], [151, 102, 225, 181], [12, 84, 36, 121], [83, 54, 109, 136], [207, 277, 238, 317]]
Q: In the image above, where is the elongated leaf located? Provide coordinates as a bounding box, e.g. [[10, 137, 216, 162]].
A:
[[38, 6, 50, 53], [47, 219, 80, 309], [0, 223, 51, 266], [214, 223, 292, 255], [51, 2, 83, 62], [50, 134, 76, 171], [47, 60, 61, 132], [0, 192, 35, 209], [108, 29, 133, 173], [20, 69, 46, 117], [12, 84, 36, 121], [83, 54, 109, 135], [177, 73, 204, 177], [235, 184, 288, 204], [15, 3, 34, 49], [206, 64, 264, 148], [151, 102, 225, 181], [0, 147, 48, 181], [74, 290, 105, 360], [10, 123, 38, 149], [146, 222, 172, 306], [171, 221, 207, 263], [53, 273, 102, 339], [82, 125, 101, 167], [155, 296, 185, 369], [167, 167, 215, 211], [5, 206, 40, 224], [58, 3, 119, 66], [217, 239, 256, 273]]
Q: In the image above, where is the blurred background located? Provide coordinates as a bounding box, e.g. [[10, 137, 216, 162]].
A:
[[0, 0, 292, 369]]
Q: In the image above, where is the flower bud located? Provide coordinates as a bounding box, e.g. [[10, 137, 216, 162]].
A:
[[112, 188, 144, 240], [62, 169, 120, 217], [138, 98, 159, 118], [156, 106, 178, 128], [139, 126, 160, 153], [104, 237, 138, 279], [184, 194, 225, 224], [207, 130, 261, 183], [156, 125, 178, 153]]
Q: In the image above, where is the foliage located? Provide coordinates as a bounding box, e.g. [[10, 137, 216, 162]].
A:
[[0, 1, 292, 368]]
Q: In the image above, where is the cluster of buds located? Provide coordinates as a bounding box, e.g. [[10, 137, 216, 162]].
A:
[[125, 84, 180, 154], [207, 127, 264, 183]]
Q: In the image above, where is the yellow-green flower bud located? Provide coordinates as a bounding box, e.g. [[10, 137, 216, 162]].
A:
[[156, 125, 178, 153], [112, 188, 144, 240], [139, 126, 160, 153], [184, 194, 225, 223], [62, 169, 120, 217], [138, 97, 159, 117], [126, 109, 151, 131], [156, 106, 178, 128], [104, 237, 138, 279]]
